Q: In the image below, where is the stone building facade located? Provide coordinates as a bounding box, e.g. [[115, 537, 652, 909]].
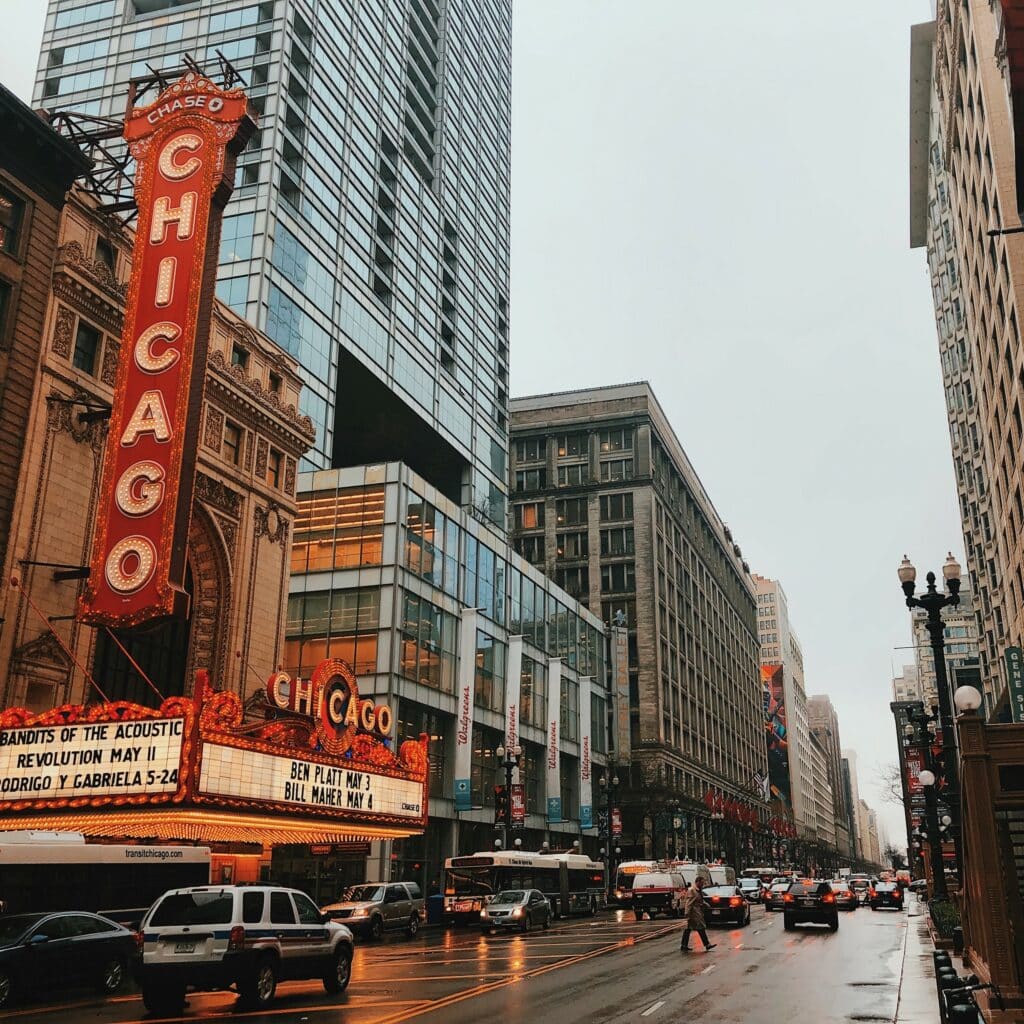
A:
[[510, 383, 767, 857], [0, 183, 314, 712]]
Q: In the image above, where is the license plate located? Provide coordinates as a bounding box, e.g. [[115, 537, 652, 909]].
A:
[[174, 942, 196, 954], [710, 909, 721, 916], [456, 901, 473, 912], [801, 899, 815, 907]]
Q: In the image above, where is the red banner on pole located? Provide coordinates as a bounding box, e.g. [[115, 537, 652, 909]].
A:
[[611, 807, 622, 836], [79, 74, 254, 628], [510, 784, 525, 826]]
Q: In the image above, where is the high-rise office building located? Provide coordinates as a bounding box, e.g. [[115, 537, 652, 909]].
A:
[[753, 574, 815, 840], [892, 664, 922, 703], [807, 694, 851, 858], [34, 0, 512, 528], [910, 576, 980, 709], [909, 6, 1024, 705], [509, 383, 768, 860]]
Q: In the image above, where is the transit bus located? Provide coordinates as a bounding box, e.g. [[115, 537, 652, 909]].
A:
[[0, 831, 211, 923], [443, 850, 605, 924]]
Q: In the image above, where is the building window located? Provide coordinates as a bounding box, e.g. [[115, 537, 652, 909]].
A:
[[600, 527, 634, 556], [231, 343, 249, 369], [556, 497, 587, 526], [554, 565, 589, 601], [556, 531, 587, 559], [398, 590, 457, 693], [557, 463, 588, 487], [601, 599, 636, 627], [266, 448, 282, 488], [269, 371, 282, 394], [514, 502, 544, 530], [72, 321, 101, 374], [0, 188, 24, 256], [514, 467, 545, 492], [0, 279, 10, 337], [556, 433, 586, 458], [599, 493, 633, 522], [513, 534, 545, 564], [514, 437, 544, 462], [95, 237, 115, 269], [291, 487, 386, 572], [519, 655, 546, 730], [475, 631, 506, 713], [601, 562, 636, 594], [223, 421, 242, 465], [599, 427, 633, 453], [600, 458, 634, 482]]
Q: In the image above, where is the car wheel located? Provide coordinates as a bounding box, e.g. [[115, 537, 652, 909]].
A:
[[96, 956, 126, 995], [369, 915, 385, 941], [323, 946, 353, 994], [783, 915, 795, 932], [406, 914, 420, 938], [142, 980, 186, 1017], [634, 910, 644, 922], [542, 914, 550, 930], [744, 908, 751, 927], [239, 954, 277, 1010], [589, 898, 597, 917], [871, 905, 877, 912], [829, 917, 839, 933], [0, 968, 13, 1010]]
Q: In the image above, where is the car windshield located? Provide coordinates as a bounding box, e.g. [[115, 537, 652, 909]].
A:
[[850, 879, 868, 888], [150, 891, 234, 926], [494, 890, 526, 904], [876, 883, 897, 892], [789, 882, 829, 896], [704, 886, 737, 897], [771, 883, 789, 892], [739, 878, 758, 887], [340, 885, 385, 903], [832, 882, 851, 892], [0, 914, 42, 945]]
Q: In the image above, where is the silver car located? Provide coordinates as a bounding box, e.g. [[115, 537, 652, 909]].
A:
[[480, 889, 551, 933], [321, 882, 424, 941]]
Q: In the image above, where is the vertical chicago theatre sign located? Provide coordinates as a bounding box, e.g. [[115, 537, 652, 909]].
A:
[[79, 74, 254, 627]]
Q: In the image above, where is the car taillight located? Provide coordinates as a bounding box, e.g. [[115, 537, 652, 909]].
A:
[[228, 926, 245, 951], [823, 894, 835, 903], [133, 930, 144, 953], [729, 897, 743, 907], [783, 893, 794, 903], [711, 896, 721, 903], [868, 889, 876, 898]]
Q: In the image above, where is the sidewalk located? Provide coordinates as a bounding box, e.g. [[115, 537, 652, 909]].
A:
[[895, 901, 940, 1023]]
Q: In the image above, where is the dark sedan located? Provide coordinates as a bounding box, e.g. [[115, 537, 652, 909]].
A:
[[765, 881, 791, 911], [830, 881, 859, 911], [869, 882, 905, 911], [704, 886, 751, 926], [783, 881, 839, 932], [0, 911, 137, 1010]]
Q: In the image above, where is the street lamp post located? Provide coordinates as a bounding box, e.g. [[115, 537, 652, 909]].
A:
[[598, 769, 620, 897], [711, 807, 724, 863], [904, 707, 948, 901], [495, 743, 521, 852], [898, 554, 963, 881]]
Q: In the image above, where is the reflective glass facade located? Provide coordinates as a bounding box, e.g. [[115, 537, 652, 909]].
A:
[[34, 0, 512, 525]]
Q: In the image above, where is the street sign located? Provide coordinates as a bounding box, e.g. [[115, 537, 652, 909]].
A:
[[1007, 647, 1024, 723]]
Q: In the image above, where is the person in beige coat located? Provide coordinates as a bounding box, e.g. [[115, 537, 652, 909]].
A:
[[680, 877, 716, 952]]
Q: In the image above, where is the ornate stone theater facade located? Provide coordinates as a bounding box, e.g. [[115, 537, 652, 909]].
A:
[[0, 184, 315, 713]]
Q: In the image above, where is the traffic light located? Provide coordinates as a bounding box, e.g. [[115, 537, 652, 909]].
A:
[[494, 785, 508, 825]]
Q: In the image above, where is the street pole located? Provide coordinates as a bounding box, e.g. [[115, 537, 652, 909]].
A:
[[898, 555, 964, 883], [920, 770, 948, 901]]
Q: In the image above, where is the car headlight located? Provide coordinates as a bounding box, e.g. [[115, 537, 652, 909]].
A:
[[480, 909, 489, 919], [350, 909, 369, 918], [511, 907, 523, 918]]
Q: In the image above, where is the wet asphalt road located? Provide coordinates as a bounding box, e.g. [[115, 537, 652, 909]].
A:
[[5, 902, 913, 1024]]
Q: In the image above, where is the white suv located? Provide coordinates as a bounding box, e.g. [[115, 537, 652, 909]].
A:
[[138, 885, 354, 1015]]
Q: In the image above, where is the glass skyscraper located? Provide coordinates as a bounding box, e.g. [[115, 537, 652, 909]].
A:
[[34, 0, 512, 526]]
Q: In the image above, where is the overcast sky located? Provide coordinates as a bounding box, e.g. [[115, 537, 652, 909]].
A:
[[5, 1, 946, 852]]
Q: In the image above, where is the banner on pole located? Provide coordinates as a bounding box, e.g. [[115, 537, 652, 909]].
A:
[[546, 658, 562, 823], [453, 609, 477, 811]]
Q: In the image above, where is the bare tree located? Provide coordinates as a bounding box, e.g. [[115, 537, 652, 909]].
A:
[[879, 762, 908, 809], [883, 843, 907, 871]]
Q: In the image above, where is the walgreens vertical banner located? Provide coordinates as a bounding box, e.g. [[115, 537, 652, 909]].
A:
[[453, 608, 478, 811], [546, 658, 562, 823], [79, 74, 254, 628], [579, 675, 593, 830], [505, 635, 523, 783]]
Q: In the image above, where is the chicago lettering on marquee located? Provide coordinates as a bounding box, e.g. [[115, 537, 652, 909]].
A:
[[79, 74, 255, 628]]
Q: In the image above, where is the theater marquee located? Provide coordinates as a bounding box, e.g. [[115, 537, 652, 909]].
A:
[[0, 662, 428, 844], [79, 73, 255, 629]]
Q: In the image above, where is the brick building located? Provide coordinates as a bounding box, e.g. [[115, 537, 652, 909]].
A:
[[0, 99, 314, 711]]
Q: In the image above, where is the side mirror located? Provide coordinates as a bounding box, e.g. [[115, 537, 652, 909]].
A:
[[29, 933, 49, 945]]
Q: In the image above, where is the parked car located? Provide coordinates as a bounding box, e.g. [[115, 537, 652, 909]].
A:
[[321, 882, 424, 940], [829, 880, 859, 911], [783, 881, 839, 932], [765, 881, 791, 911], [480, 890, 551, 933], [704, 886, 751, 926], [0, 911, 137, 1010], [738, 877, 762, 903], [869, 882, 904, 911], [630, 871, 687, 920], [138, 885, 354, 1015]]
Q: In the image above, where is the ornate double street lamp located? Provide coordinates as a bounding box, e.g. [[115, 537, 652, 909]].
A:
[[598, 768, 620, 896], [495, 743, 521, 852], [904, 706, 948, 900], [897, 554, 965, 882]]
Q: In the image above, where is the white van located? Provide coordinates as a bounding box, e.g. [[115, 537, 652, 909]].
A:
[[670, 862, 713, 888], [709, 865, 737, 887]]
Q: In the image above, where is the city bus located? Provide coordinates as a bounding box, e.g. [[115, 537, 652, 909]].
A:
[[0, 832, 211, 922], [443, 850, 605, 924]]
